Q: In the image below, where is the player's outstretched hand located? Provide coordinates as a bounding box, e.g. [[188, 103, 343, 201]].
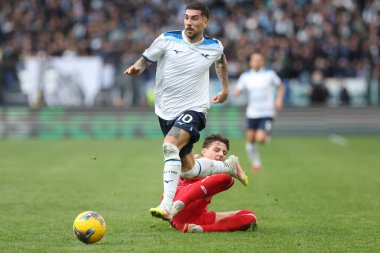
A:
[[124, 65, 141, 75], [212, 90, 229, 104]]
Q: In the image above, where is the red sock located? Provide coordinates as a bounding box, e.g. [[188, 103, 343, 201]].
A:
[[201, 210, 256, 232], [179, 174, 234, 205]]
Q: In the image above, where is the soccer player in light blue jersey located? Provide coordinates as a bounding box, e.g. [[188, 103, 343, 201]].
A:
[[124, 2, 248, 221], [234, 52, 285, 172]]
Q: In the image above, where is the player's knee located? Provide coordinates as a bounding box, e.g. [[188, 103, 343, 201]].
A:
[[163, 142, 180, 161], [246, 131, 255, 142], [256, 136, 267, 144], [255, 131, 268, 144]]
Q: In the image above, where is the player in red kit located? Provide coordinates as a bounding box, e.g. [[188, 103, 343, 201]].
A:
[[169, 134, 256, 233]]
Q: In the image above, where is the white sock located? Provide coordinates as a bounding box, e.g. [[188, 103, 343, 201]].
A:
[[246, 142, 261, 167], [181, 158, 230, 178], [160, 143, 181, 211], [161, 160, 181, 210]]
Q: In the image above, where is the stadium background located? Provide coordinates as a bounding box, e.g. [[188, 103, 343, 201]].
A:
[[1, 1, 380, 252], [0, 0, 380, 138]]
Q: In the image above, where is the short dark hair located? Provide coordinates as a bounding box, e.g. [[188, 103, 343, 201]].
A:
[[202, 134, 230, 150], [185, 2, 209, 19]]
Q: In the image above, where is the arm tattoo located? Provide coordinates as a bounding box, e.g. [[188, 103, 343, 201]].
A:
[[215, 54, 229, 89], [167, 127, 181, 139], [134, 57, 152, 72]]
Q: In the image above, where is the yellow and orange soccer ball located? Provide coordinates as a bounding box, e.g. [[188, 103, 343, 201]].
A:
[[73, 211, 106, 244]]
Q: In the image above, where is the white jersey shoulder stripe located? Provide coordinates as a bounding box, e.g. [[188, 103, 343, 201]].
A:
[[163, 30, 183, 39]]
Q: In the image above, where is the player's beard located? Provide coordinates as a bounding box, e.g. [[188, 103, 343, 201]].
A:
[[185, 28, 200, 41]]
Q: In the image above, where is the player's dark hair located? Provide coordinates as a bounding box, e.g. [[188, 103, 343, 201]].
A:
[[203, 134, 230, 150], [185, 2, 209, 19]]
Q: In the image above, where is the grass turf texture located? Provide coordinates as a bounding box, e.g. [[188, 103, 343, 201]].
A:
[[0, 137, 379, 252]]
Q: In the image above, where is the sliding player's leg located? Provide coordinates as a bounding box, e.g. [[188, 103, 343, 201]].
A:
[[183, 210, 257, 233], [181, 156, 248, 186], [171, 174, 234, 217]]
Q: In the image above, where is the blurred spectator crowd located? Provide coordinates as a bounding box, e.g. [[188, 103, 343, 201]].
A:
[[0, 0, 379, 107]]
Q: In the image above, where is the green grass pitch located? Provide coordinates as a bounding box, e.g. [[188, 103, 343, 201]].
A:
[[0, 136, 379, 252]]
